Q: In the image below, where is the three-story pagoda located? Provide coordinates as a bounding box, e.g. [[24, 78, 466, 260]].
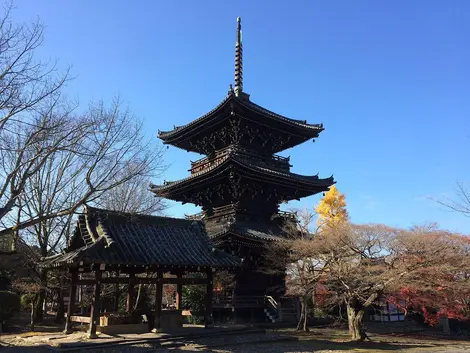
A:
[[151, 17, 335, 322]]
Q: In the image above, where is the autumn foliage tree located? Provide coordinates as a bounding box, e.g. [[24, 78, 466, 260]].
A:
[[386, 227, 470, 326], [316, 223, 470, 341], [274, 187, 470, 342], [315, 185, 348, 230]]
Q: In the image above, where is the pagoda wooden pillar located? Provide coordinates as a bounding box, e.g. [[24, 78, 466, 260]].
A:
[[175, 273, 183, 310], [114, 283, 119, 312], [231, 288, 237, 324], [126, 272, 135, 313], [88, 269, 102, 339], [154, 271, 163, 331], [205, 268, 213, 328], [64, 270, 78, 334]]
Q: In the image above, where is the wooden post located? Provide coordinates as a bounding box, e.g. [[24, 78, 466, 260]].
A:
[[205, 268, 213, 328], [88, 270, 102, 339], [154, 271, 163, 332], [64, 270, 78, 334], [175, 273, 183, 310], [126, 273, 135, 313], [231, 288, 237, 324], [114, 283, 119, 312]]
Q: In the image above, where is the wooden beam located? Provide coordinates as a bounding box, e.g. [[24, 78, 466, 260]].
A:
[[70, 315, 91, 323], [88, 270, 102, 339], [76, 277, 208, 285], [154, 271, 163, 331], [160, 277, 207, 285], [205, 268, 213, 328], [64, 271, 78, 334]]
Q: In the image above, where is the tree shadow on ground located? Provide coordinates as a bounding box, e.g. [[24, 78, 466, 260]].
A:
[[6, 311, 65, 334], [0, 339, 460, 353], [293, 338, 444, 351], [1, 324, 468, 353]]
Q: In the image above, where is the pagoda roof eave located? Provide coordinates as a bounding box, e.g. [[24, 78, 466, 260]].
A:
[[150, 154, 334, 196], [157, 93, 324, 142], [207, 224, 288, 243]]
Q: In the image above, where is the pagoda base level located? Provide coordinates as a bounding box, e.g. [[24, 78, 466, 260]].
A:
[[213, 266, 286, 324], [213, 307, 267, 324]]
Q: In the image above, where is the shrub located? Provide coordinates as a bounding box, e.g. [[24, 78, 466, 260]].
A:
[[21, 293, 36, 311], [0, 291, 21, 332], [182, 285, 206, 324], [0, 269, 12, 290]]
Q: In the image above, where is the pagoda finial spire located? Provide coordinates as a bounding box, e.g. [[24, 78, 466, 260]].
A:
[[234, 17, 243, 96]]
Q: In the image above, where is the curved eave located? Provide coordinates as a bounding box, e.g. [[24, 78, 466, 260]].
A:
[[150, 155, 334, 196], [157, 93, 323, 142], [158, 94, 232, 140], [238, 98, 323, 133], [211, 230, 285, 244]]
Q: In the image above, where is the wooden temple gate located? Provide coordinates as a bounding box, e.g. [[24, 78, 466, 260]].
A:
[[40, 206, 240, 338], [63, 267, 214, 337]]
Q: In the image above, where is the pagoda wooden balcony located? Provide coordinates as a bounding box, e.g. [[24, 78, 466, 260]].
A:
[[185, 204, 239, 221], [189, 145, 291, 174], [272, 210, 298, 221], [187, 207, 297, 225]]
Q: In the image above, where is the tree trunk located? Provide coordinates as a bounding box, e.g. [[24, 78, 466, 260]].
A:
[[296, 295, 310, 332], [55, 289, 65, 323], [34, 269, 48, 323], [311, 293, 315, 322], [346, 303, 367, 342], [30, 302, 35, 331], [134, 284, 142, 311], [55, 275, 65, 323]]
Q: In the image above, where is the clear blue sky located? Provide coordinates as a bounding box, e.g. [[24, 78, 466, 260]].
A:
[[13, 0, 470, 233]]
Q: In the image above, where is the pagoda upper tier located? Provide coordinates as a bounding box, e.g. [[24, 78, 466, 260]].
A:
[[150, 145, 333, 217], [158, 89, 324, 155]]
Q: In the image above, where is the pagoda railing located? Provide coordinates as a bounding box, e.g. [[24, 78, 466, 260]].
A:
[[185, 204, 240, 221], [185, 212, 205, 220], [272, 210, 298, 221], [190, 145, 291, 174]]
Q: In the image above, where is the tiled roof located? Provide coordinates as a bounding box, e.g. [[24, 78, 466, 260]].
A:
[[239, 98, 323, 130], [40, 207, 241, 269], [157, 93, 323, 140], [150, 151, 334, 194]]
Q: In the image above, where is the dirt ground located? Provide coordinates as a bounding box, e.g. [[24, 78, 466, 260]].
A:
[[1, 313, 469, 352]]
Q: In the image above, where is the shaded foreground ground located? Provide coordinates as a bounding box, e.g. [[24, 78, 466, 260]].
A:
[[1, 325, 470, 353]]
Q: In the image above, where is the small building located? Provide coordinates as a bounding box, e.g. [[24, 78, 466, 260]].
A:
[[40, 206, 240, 337]]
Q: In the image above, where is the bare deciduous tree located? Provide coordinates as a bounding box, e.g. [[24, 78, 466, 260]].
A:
[[2, 98, 166, 236], [264, 208, 329, 332], [98, 168, 166, 215], [437, 182, 470, 216], [269, 216, 470, 341], [13, 98, 165, 321], [320, 223, 469, 342], [0, 2, 78, 224]]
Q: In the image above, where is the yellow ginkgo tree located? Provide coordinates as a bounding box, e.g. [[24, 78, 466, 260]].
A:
[[315, 185, 348, 230]]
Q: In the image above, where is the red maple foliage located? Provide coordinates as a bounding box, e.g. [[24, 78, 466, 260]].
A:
[[387, 231, 470, 326]]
